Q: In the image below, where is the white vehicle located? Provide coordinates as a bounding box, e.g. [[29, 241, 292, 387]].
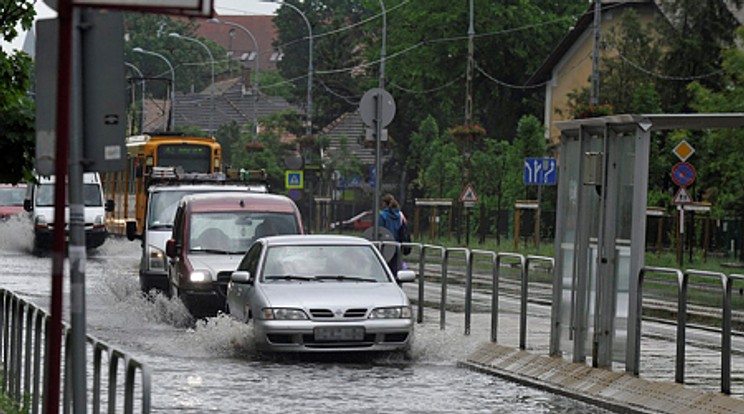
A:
[[131, 181, 269, 295], [24, 172, 113, 254]]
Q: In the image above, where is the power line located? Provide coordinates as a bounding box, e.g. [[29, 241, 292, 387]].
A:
[[317, 79, 360, 106], [389, 73, 465, 94], [614, 51, 724, 81]]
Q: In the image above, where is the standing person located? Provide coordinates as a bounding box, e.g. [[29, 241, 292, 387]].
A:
[[379, 194, 402, 275]]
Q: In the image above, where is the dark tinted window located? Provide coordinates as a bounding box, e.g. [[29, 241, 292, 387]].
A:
[[157, 144, 211, 173]]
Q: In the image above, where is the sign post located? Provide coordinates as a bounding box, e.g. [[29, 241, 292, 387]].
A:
[[459, 184, 478, 245], [670, 141, 696, 267]]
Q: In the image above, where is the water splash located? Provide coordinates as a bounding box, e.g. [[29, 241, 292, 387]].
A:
[[0, 215, 34, 254]]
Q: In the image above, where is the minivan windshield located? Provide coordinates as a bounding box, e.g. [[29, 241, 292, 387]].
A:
[[189, 212, 299, 253], [35, 184, 102, 207]]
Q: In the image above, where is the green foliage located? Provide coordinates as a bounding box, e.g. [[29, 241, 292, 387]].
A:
[[124, 14, 228, 99], [274, 0, 367, 131], [0, 0, 35, 184], [258, 70, 294, 101], [215, 121, 243, 168], [688, 27, 744, 218]]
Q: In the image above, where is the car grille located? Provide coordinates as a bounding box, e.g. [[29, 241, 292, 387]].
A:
[[309, 308, 368, 319]]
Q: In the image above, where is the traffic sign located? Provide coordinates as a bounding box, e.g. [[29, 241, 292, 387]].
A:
[[288, 189, 301, 201], [672, 140, 695, 162], [285, 170, 303, 189], [359, 88, 396, 128], [673, 187, 692, 205], [524, 158, 557, 185], [459, 184, 479, 204], [671, 162, 695, 187]]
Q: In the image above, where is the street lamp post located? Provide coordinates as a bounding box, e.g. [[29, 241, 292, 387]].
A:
[[133, 47, 175, 130], [209, 18, 260, 141], [125, 62, 146, 133], [265, 0, 313, 136], [170, 33, 215, 134]]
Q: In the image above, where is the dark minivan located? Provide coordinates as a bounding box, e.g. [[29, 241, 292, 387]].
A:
[[165, 192, 304, 318]]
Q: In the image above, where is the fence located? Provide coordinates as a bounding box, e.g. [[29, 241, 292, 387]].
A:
[[0, 289, 151, 413], [378, 240, 743, 396]]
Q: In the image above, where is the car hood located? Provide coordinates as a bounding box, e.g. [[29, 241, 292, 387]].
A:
[[258, 283, 408, 309], [188, 254, 243, 276], [0, 206, 23, 218]]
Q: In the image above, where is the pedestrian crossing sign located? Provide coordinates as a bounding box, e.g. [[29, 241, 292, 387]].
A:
[[286, 170, 304, 189]]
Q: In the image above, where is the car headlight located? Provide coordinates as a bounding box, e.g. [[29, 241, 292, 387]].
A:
[[369, 306, 412, 319], [147, 245, 166, 270], [189, 270, 212, 283], [261, 308, 308, 320]]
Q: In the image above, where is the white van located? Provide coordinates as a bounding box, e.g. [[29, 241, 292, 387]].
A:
[[24, 172, 114, 253]]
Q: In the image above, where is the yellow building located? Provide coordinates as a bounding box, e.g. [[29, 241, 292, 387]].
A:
[[526, 0, 662, 147]]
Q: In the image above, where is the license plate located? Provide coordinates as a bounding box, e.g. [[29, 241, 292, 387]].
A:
[[314, 326, 365, 342]]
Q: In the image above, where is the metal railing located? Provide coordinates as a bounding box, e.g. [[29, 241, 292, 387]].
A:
[[632, 267, 744, 395], [376, 240, 743, 395], [0, 289, 151, 413]]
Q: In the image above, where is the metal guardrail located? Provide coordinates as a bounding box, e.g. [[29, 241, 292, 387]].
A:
[[376, 240, 743, 396], [634, 267, 744, 395], [0, 289, 151, 413]]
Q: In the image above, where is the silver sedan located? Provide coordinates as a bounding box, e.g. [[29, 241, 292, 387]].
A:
[[226, 235, 416, 354]]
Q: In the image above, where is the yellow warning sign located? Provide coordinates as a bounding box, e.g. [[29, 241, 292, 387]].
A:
[[672, 140, 695, 162]]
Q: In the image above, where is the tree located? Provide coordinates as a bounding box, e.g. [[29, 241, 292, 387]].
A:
[[124, 14, 228, 107], [656, 0, 743, 112], [273, 0, 367, 131], [0, 0, 35, 183], [688, 27, 744, 221]]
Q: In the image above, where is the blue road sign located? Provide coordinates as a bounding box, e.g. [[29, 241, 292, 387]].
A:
[[524, 158, 557, 185], [285, 170, 303, 189], [671, 162, 695, 187]]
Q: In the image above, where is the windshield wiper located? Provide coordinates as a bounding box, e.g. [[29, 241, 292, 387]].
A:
[[189, 248, 231, 254], [315, 275, 378, 282], [149, 224, 172, 230], [265, 274, 317, 281]]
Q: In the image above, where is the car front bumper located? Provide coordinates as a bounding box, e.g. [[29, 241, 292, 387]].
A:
[[253, 318, 414, 353], [34, 226, 108, 250]]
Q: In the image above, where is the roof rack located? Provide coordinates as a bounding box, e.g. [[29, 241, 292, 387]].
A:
[[146, 166, 269, 191]]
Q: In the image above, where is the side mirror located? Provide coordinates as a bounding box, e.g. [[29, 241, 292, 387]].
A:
[[23, 199, 33, 212], [125, 220, 140, 241], [105, 199, 115, 212], [165, 239, 178, 258], [230, 271, 253, 285], [396, 270, 416, 283]]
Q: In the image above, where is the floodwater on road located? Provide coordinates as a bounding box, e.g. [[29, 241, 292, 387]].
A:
[[0, 217, 609, 413]]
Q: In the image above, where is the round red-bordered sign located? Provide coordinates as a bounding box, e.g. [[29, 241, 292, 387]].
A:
[[671, 162, 695, 187]]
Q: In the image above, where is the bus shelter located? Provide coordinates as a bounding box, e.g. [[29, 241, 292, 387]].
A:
[[549, 114, 744, 371]]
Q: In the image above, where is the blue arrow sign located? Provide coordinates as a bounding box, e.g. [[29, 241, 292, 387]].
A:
[[524, 158, 557, 185]]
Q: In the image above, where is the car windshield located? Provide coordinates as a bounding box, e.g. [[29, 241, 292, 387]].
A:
[[262, 245, 389, 283], [189, 212, 298, 253], [35, 183, 102, 207], [0, 187, 25, 206], [148, 190, 193, 228]]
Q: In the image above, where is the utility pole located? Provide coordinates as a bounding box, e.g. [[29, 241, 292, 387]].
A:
[[590, 0, 602, 105], [465, 0, 474, 128]]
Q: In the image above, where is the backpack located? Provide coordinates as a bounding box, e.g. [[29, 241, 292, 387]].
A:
[[398, 218, 412, 255]]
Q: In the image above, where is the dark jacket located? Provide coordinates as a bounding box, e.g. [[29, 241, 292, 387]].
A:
[[379, 207, 402, 241]]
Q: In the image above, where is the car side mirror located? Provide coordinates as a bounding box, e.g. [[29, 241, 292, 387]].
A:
[[396, 270, 416, 283], [23, 199, 33, 212], [231, 271, 253, 285], [105, 199, 115, 212], [165, 239, 179, 258], [125, 220, 140, 241]]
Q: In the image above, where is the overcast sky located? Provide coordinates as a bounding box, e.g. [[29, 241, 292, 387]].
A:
[[1, 0, 279, 53]]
